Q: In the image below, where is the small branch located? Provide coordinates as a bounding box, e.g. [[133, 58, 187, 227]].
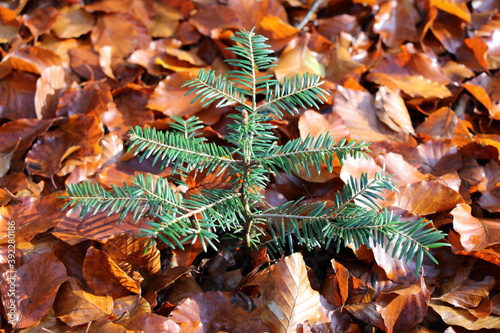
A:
[[295, 0, 328, 31]]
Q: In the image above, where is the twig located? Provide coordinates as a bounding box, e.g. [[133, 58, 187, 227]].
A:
[[295, 0, 328, 31]]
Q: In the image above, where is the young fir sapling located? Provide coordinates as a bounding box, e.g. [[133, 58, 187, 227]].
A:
[[63, 28, 448, 272]]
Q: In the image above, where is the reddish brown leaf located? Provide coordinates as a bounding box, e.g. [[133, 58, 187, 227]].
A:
[[127, 313, 181, 333], [1, 251, 67, 328], [83, 246, 141, 299], [0, 71, 38, 120], [373, 0, 419, 48], [54, 277, 113, 327], [170, 291, 269, 332], [376, 277, 430, 333], [90, 13, 148, 58], [477, 161, 500, 212], [147, 72, 206, 117]]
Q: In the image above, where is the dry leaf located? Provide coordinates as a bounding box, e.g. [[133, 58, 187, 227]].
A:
[[261, 252, 321, 333]]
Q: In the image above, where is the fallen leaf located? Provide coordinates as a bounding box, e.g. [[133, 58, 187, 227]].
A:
[[52, 5, 96, 38], [0, 71, 38, 120], [169, 291, 269, 332], [375, 86, 415, 134], [430, 300, 500, 330], [83, 246, 141, 299], [1, 251, 67, 328], [394, 180, 464, 215], [376, 276, 430, 333], [261, 252, 321, 332], [373, 0, 419, 48], [54, 277, 113, 327], [477, 160, 500, 212], [451, 203, 500, 252], [35, 65, 66, 120]]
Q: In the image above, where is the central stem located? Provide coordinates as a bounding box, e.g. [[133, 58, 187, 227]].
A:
[[241, 109, 254, 248]]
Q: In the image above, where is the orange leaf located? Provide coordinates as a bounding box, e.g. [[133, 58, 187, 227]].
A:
[[451, 203, 500, 252], [394, 180, 464, 215], [54, 277, 113, 327], [376, 276, 430, 333], [261, 252, 321, 332], [83, 246, 141, 299]]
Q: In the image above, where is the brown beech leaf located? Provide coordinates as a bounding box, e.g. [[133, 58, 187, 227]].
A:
[[430, 10, 467, 54], [375, 86, 415, 135], [475, 13, 500, 70], [0, 46, 62, 76], [383, 75, 452, 99], [52, 208, 148, 245], [69, 44, 107, 81], [147, 72, 206, 117], [101, 233, 161, 282], [143, 266, 192, 307], [416, 107, 459, 139], [259, 15, 299, 50], [103, 83, 154, 137], [169, 291, 269, 332], [477, 160, 500, 212], [375, 152, 426, 186], [376, 276, 430, 333], [0, 118, 54, 173], [83, 246, 141, 299], [90, 13, 146, 58], [261, 252, 321, 332], [26, 114, 104, 178], [345, 301, 386, 331], [334, 86, 407, 142], [463, 83, 492, 110], [416, 139, 462, 176], [0, 71, 38, 120], [430, 300, 500, 330], [52, 5, 96, 38], [441, 250, 496, 311], [57, 80, 112, 117], [451, 203, 500, 252], [298, 110, 348, 142], [372, 0, 419, 48], [394, 179, 464, 215], [54, 277, 113, 327], [457, 37, 490, 73], [1, 251, 67, 328], [0, 193, 67, 246], [148, 2, 183, 38], [274, 35, 325, 81]]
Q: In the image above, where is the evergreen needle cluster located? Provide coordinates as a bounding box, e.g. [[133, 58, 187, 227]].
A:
[[64, 28, 448, 273]]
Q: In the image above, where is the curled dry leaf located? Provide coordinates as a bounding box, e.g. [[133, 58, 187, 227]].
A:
[[477, 160, 500, 212], [35, 65, 66, 120], [54, 277, 113, 327], [83, 246, 141, 299], [376, 276, 430, 333], [260, 252, 321, 333], [430, 300, 500, 330], [375, 86, 415, 135], [451, 203, 500, 252]]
